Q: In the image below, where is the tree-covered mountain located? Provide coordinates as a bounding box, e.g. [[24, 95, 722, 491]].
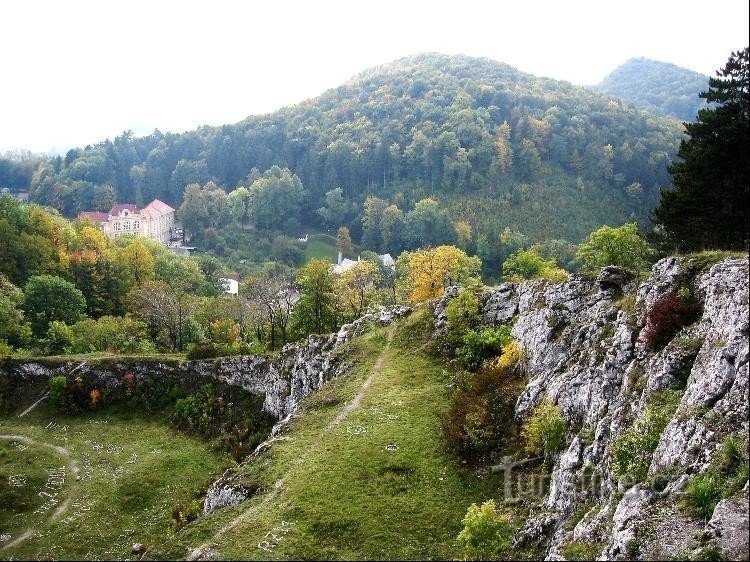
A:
[[591, 57, 710, 121], [30, 53, 684, 249]]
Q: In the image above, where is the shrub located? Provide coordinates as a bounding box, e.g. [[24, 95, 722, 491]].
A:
[[575, 223, 653, 274], [48, 375, 68, 410], [445, 290, 481, 344], [70, 316, 155, 354], [44, 321, 74, 355], [502, 249, 566, 282], [611, 390, 682, 484], [643, 290, 701, 350], [443, 341, 526, 460], [171, 499, 202, 531], [457, 326, 512, 371], [456, 500, 514, 561], [521, 399, 567, 461]]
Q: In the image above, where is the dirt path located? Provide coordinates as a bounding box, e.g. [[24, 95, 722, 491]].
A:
[[0, 434, 79, 551], [186, 327, 395, 561], [18, 392, 49, 418]]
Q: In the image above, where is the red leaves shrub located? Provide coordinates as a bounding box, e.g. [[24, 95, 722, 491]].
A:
[[643, 291, 701, 350]]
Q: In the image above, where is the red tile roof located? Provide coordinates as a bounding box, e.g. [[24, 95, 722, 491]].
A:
[[109, 203, 138, 216], [79, 211, 109, 223], [141, 199, 175, 219]]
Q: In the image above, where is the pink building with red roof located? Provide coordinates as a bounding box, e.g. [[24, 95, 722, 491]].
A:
[[79, 199, 175, 243]]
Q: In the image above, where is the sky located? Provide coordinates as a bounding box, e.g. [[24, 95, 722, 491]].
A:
[[1, 0, 748, 154]]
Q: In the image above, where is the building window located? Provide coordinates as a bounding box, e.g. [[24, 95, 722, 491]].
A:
[[133, 220, 140, 230], [113, 222, 121, 231], [124, 221, 131, 230]]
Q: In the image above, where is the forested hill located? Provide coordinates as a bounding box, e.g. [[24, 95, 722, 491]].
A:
[[590, 57, 710, 121], [30, 53, 684, 244]]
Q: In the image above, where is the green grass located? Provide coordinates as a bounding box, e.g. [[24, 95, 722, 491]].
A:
[[303, 235, 339, 263], [683, 250, 748, 272], [148, 312, 521, 561], [0, 404, 227, 560]]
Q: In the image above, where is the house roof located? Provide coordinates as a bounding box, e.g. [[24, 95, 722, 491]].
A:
[[109, 203, 138, 216], [79, 211, 109, 223], [141, 199, 175, 219]]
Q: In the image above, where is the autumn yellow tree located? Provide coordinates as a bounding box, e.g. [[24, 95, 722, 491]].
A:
[[337, 260, 381, 319], [399, 246, 481, 304]]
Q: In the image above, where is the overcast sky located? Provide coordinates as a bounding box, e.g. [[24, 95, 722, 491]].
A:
[[1, 0, 748, 153]]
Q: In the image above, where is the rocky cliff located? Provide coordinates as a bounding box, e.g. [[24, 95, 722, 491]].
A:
[[436, 256, 749, 560], [0, 306, 410, 420]]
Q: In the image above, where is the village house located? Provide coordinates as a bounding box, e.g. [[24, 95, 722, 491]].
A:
[[80, 199, 175, 243]]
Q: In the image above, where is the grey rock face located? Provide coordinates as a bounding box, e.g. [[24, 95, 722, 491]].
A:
[[707, 489, 750, 561], [437, 256, 749, 560]]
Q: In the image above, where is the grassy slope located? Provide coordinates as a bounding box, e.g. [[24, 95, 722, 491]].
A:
[[0, 405, 227, 560], [150, 309, 509, 561]]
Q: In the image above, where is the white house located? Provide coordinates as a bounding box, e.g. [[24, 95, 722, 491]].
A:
[[332, 252, 396, 274], [219, 274, 240, 296]]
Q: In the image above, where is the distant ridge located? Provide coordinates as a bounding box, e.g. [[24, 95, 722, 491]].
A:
[[590, 57, 710, 121]]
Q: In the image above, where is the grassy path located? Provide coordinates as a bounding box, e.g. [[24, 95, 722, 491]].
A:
[[153, 311, 505, 561], [0, 434, 79, 550], [186, 327, 397, 560]]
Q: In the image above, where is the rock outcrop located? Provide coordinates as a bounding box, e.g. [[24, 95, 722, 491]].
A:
[[437, 256, 749, 560], [0, 305, 411, 420]]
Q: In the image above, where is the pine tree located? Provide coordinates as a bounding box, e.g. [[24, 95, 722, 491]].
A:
[[652, 48, 749, 251]]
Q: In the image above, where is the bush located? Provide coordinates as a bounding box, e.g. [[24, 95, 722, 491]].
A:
[[502, 249, 567, 282], [457, 326, 512, 371], [643, 290, 701, 350], [44, 321, 74, 355], [456, 500, 514, 561], [171, 499, 202, 531], [521, 399, 567, 461], [611, 390, 682, 484], [576, 223, 653, 273], [445, 290, 481, 344], [70, 316, 155, 355], [48, 375, 68, 410], [443, 341, 526, 460]]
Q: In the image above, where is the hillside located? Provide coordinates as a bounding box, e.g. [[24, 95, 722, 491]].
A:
[[591, 58, 710, 121], [30, 53, 684, 248], [1, 255, 748, 560]]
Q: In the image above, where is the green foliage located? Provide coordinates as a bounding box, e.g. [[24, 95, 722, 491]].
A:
[[0, 273, 31, 349], [591, 57, 711, 121], [560, 541, 602, 561], [576, 223, 653, 273], [23, 274, 87, 338], [502, 249, 568, 282], [171, 499, 203, 531], [443, 341, 525, 459], [683, 471, 724, 520], [48, 375, 68, 410], [521, 399, 567, 460], [456, 500, 514, 561], [682, 432, 749, 520], [611, 390, 682, 484], [172, 384, 274, 459], [445, 290, 481, 344], [456, 326, 512, 371], [652, 48, 749, 252], [685, 250, 748, 272], [30, 54, 682, 252], [44, 321, 74, 355], [291, 257, 339, 337], [69, 316, 155, 354]]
